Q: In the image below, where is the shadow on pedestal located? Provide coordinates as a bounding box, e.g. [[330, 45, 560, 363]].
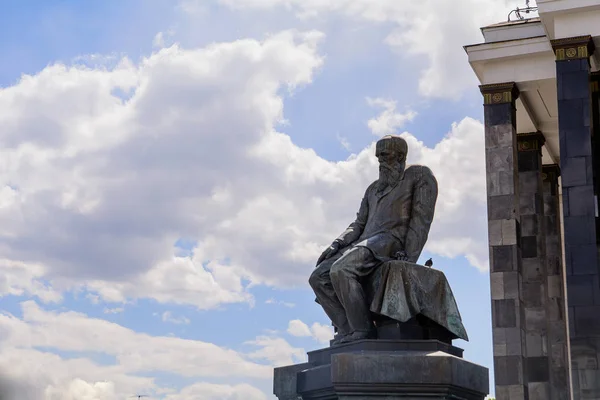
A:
[[274, 339, 489, 400]]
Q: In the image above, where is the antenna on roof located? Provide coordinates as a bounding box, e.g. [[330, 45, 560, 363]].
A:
[[508, 0, 539, 22]]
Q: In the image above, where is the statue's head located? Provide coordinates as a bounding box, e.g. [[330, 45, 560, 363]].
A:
[[375, 135, 407, 186]]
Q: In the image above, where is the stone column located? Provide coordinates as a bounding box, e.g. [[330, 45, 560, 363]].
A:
[[542, 164, 570, 400], [480, 82, 528, 399], [551, 35, 600, 398], [517, 132, 550, 400]]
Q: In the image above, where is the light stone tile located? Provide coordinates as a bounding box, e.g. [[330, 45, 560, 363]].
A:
[[491, 272, 505, 300], [488, 219, 503, 246], [501, 219, 518, 245]]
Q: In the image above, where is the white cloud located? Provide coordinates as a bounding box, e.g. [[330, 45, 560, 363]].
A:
[[336, 132, 351, 151], [103, 307, 124, 314], [245, 335, 306, 366], [162, 311, 191, 324], [265, 298, 295, 308], [213, 0, 513, 98], [366, 97, 416, 136], [0, 259, 62, 304], [165, 382, 267, 400], [287, 319, 333, 343], [0, 30, 325, 304], [0, 301, 275, 399], [0, 27, 488, 327], [287, 319, 312, 336]]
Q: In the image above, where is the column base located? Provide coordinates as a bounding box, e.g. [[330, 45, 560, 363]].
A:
[[273, 340, 489, 400]]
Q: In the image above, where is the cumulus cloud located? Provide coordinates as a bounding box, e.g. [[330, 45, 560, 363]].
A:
[[0, 301, 275, 399], [0, 26, 488, 323], [287, 319, 333, 343], [165, 382, 267, 400], [244, 335, 306, 366], [366, 97, 416, 136], [162, 311, 191, 324], [212, 0, 513, 98]]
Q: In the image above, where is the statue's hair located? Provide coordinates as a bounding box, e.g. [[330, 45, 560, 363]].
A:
[[376, 135, 408, 157]]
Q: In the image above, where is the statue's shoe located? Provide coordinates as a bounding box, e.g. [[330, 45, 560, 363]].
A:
[[339, 330, 377, 344], [331, 333, 349, 346]]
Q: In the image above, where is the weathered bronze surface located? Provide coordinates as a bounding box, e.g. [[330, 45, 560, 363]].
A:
[[309, 135, 467, 345]]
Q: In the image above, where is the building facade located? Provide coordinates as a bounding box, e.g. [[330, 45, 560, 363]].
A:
[[465, 1, 600, 399]]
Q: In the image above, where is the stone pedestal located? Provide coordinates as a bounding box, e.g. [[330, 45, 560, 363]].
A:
[[273, 340, 489, 400]]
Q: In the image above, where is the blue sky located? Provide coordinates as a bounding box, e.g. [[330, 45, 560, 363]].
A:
[[0, 0, 523, 398]]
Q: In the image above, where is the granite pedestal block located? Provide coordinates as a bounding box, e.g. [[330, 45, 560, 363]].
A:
[[273, 340, 489, 400]]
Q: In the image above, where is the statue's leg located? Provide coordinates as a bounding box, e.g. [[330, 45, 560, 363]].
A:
[[330, 246, 380, 336], [309, 255, 350, 336]]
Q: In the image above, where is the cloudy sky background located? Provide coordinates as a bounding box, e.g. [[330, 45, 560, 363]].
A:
[[0, 0, 531, 398]]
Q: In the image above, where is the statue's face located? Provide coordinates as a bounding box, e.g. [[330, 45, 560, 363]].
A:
[[376, 149, 404, 172]]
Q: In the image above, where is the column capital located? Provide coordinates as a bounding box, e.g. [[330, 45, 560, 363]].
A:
[[550, 35, 595, 61], [542, 164, 561, 182], [479, 82, 519, 105], [517, 131, 545, 152]]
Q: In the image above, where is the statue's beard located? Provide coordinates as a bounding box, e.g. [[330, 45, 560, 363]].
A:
[[377, 163, 404, 192]]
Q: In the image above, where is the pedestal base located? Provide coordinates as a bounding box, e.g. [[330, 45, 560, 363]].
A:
[[274, 340, 489, 400]]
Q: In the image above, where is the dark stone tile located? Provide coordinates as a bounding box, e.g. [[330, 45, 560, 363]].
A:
[[562, 192, 570, 217], [546, 255, 561, 276], [570, 338, 600, 370], [585, 155, 595, 186], [564, 128, 593, 158], [594, 274, 600, 306], [544, 215, 558, 236], [558, 99, 583, 130], [485, 103, 515, 126], [561, 156, 588, 187], [523, 282, 543, 307], [561, 71, 591, 101], [543, 194, 558, 216], [488, 195, 516, 219], [574, 305, 600, 336], [521, 236, 538, 259], [527, 356, 549, 382], [547, 297, 565, 320], [559, 131, 568, 161], [520, 194, 537, 216], [567, 275, 594, 307], [493, 299, 517, 328], [518, 152, 541, 173], [567, 185, 596, 217], [556, 59, 589, 75], [519, 171, 540, 195], [491, 245, 518, 272], [494, 355, 523, 385], [584, 100, 591, 127], [568, 306, 576, 337], [569, 244, 598, 275], [521, 215, 539, 236], [564, 216, 596, 245], [523, 258, 543, 281], [534, 193, 543, 215]]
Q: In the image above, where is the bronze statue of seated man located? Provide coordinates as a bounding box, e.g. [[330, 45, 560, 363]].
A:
[[309, 135, 468, 345]]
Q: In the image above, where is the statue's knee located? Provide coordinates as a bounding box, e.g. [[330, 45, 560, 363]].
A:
[[329, 262, 345, 280], [308, 270, 321, 289]]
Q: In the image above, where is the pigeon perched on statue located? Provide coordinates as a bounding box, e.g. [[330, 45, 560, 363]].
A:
[[425, 258, 433, 268]]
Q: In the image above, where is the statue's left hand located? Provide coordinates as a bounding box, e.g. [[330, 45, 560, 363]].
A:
[[316, 241, 341, 266]]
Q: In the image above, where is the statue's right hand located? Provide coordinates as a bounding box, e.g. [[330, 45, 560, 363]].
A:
[[316, 241, 341, 266]]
